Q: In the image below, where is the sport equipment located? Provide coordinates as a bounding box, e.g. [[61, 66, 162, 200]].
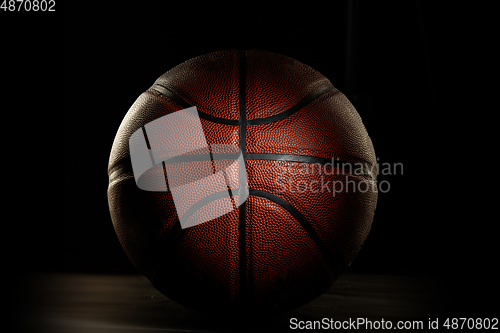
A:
[[107, 49, 377, 316]]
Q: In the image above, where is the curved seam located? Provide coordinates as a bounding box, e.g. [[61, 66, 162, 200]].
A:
[[246, 153, 375, 178], [151, 84, 238, 125], [248, 188, 346, 277], [246, 84, 336, 125], [162, 186, 345, 279], [150, 84, 336, 127], [108, 152, 375, 182]]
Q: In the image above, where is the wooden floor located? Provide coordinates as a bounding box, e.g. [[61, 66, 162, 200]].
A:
[[17, 272, 446, 332]]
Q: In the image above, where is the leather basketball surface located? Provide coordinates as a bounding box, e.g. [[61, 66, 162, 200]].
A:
[[107, 49, 377, 316]]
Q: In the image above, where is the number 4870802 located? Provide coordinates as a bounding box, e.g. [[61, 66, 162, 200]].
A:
[[1, 0, 56, 11]]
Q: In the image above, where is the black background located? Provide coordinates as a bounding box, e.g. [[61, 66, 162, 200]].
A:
[[18, 0, 497, 320]]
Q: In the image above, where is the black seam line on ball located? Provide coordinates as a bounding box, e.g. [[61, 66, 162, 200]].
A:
[[108, 153, 374, 183], [238, 51, 247, 157], [151, 84, 239, 125], [247, 84, 336, 125], [107, 153, 374, 183], [150, 84, 191, 108], [248, 188, 346, 277], [199, 112, 239, 125], [150, 84, 336, 126], [238, 50, 248, 303], [246, 153, 337, 165], [246, 153, 375, 178]]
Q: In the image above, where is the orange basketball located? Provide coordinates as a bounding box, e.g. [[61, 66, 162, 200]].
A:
[[107, 50, 377, 316]]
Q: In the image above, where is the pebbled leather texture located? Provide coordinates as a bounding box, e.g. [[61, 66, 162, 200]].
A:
[[107, 49, 377, 316]]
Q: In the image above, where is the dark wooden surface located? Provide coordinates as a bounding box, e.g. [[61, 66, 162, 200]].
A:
[[17, 272, 447, 332]]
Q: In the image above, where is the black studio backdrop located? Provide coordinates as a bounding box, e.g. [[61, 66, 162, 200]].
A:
[[53, 1, 497, 317]]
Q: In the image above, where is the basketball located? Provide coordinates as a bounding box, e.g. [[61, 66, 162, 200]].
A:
[[107, 49, 377, 316]]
